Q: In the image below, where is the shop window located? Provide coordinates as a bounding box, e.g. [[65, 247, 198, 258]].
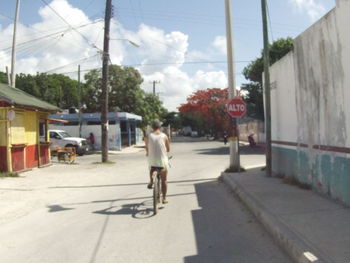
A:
[[64, 121, 79, 126], [39, 121, 48, 142], [120, 121, 127, 132], [87, 121, 101, 125]]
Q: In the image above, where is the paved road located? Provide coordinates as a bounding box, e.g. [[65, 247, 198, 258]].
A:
[[0, 141, 291, 263]]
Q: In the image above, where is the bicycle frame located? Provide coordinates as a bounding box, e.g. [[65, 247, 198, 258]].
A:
[[152, 168, 162, 215]]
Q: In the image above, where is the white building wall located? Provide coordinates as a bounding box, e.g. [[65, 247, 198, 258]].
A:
[[270, 52, 298, 143], [293, 7, 347, 148], [50, 124, 121, 150], [269, 1, 350, 205], [270, 3, 350, 149]]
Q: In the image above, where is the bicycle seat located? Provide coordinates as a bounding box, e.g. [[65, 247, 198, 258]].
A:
[[151, 166, 164, 170]]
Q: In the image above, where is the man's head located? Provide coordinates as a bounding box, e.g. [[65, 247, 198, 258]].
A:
[[151, 119, 162, 130]]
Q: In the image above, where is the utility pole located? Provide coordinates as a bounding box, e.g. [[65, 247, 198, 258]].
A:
[[6, 66, 10, 85], [78, 65, 82, 138], [225, 0, 240, 171], [10, 0, 20, 88], [151, 80, 160, 95], [101, 0, 112, 163], [261, 0, 272, 176]]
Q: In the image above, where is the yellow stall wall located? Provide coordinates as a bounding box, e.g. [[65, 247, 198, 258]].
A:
[[0, 108, 7, 147], [10, 110, 25, 145], [24, 111, 38, 145]]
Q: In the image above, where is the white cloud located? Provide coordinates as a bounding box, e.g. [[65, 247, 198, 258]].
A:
[[0, 0, 229, 111], [141, 67, 227, 111], [185, 50, 210, 61], [0, 0, 123, 76], [212, 36, 227, 55], [136, 24, 188, 74], [289, 0, 326, 21], [192, 70, 227, 91]]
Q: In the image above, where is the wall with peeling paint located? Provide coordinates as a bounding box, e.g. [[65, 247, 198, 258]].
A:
[[269, 0, 350, 205]]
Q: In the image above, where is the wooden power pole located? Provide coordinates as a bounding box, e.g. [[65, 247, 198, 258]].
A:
[[10, 0, 20, 88], [261, 0, 272, 176], [101, 0, 112, 163], [152, 80, 160, 95]]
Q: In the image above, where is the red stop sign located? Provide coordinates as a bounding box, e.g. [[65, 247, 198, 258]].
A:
[[227, 98, 246, 118]]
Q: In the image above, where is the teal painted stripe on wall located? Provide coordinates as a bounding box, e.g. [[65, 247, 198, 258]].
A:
[[272, 145, 350, 206]]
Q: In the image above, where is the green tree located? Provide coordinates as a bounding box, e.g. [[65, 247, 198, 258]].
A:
[[163, 111, 182, 129], [242, 37, 294, 120], [0, 72, 8, 84], [83, 69, 102, 112], [15, 73, 79, 108], [83, 65, 167, 128]]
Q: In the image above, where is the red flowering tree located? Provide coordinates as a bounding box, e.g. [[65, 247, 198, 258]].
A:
[[178, 88, 232, 137]]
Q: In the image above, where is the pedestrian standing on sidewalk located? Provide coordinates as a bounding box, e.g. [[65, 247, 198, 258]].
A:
[[223, 132, 228, 145], [89, 132, 95, 151], [145, 120, 170, 204]]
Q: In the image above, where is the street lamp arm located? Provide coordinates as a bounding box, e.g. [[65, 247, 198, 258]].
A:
[[110, 38, 140, 47]]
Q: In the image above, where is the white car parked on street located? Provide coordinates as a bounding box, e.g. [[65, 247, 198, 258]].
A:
[[49, 130, 89, 156]]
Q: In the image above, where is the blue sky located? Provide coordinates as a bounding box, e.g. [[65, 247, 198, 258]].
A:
[[0, 0, 336, 110]]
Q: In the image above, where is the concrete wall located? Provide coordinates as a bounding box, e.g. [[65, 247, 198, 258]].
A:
[[269, 0, 350, 205], [239, 120, 265, 144]]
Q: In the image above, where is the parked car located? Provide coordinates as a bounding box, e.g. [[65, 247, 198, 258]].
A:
[[191, 131, 198, 137], [49, 129, 89, 156]]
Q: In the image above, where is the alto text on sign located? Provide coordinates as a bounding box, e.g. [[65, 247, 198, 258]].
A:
[[227, 98, 246, 118]]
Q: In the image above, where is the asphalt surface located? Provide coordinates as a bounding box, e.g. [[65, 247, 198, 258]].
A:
[[0, 140, 292, 263]]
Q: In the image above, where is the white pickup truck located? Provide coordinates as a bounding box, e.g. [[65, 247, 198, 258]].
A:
[[49, 129, 89, 156]]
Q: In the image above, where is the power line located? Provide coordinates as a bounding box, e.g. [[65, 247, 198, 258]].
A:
[[117, 7, 304, 34], [117, 7, 305, 30], [0, 13, 13, 21], [39, 0, 102, 52], [133, 60, 249, 67], [44, 54, 100, 73], [58, 60, 248, 75], [0, 21, 102, 53], [111, 20, 189, 56]]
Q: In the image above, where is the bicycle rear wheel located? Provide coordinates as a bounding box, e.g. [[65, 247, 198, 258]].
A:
[[153, 174, 159, 215]]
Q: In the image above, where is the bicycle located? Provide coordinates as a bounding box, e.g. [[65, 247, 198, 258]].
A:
[[152, 167, 163, 215], [151, 156, 172, 215]]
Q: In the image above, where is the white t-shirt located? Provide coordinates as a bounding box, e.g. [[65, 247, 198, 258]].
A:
[[148, 132, 169, 169]]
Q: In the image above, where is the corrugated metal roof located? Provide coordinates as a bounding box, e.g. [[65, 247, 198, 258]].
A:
[[50, 112, 142, 121], [0, 83, 60, 112]]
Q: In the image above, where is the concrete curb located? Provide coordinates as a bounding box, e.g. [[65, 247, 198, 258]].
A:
[[221, 173, 330, 263]]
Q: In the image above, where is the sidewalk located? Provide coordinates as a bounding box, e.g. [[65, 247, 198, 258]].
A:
[[222, 169, 350, 263], [93, 143, 145, 155]]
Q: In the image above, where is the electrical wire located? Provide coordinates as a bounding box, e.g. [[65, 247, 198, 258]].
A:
[[44, 54, 100, 73], [39, 0, 102, 52], [58, 60, 249, 75], [117, 7, 305, 33], [0, 13, 13, 21], [0, 21, 102, 51], [130, 60, 249, 67]]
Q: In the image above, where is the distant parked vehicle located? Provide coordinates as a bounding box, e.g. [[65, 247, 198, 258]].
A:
[[191, 131, 198, 137], [49, 130, 89, 156]]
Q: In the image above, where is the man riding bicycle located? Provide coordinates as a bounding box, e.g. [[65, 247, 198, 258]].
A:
[[145, 120, 170, 204]]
